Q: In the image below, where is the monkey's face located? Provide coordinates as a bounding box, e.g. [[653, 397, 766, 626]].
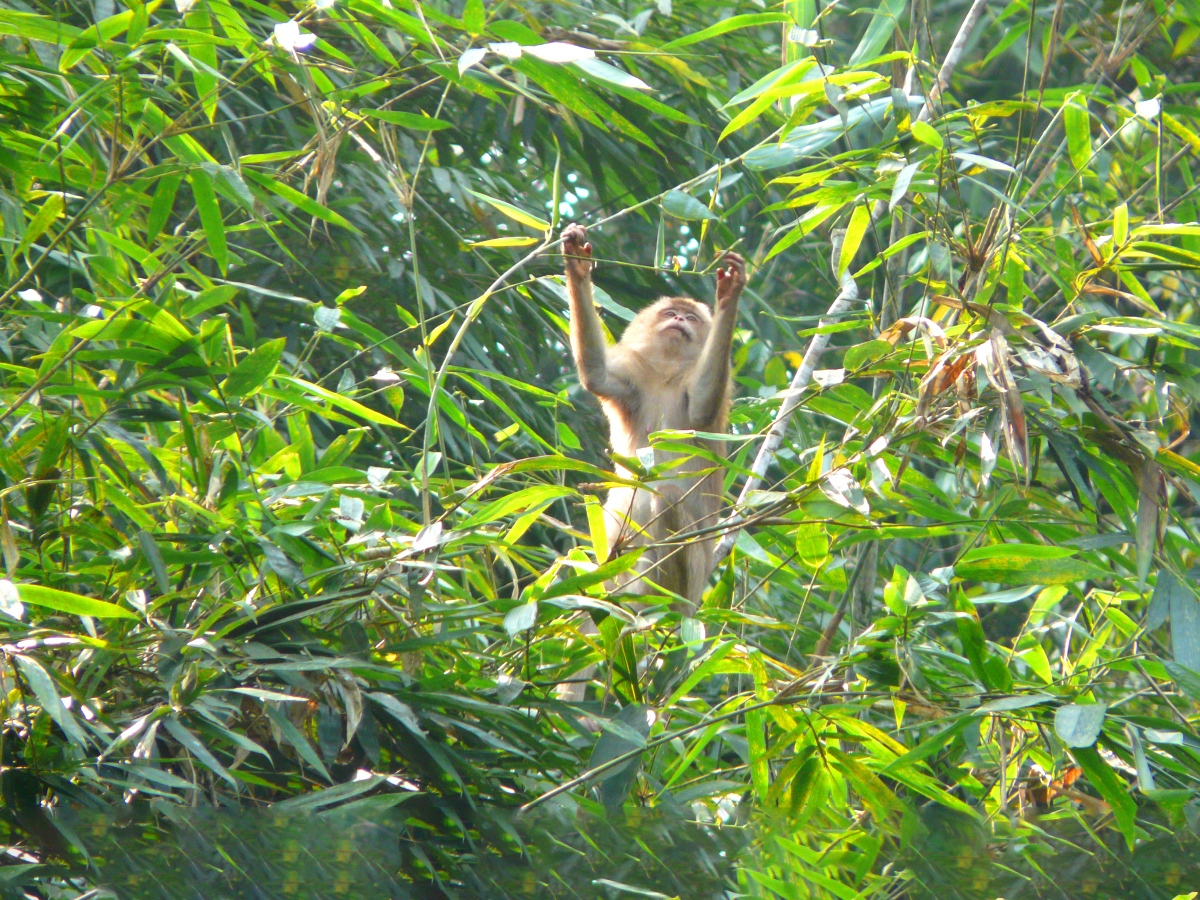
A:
[[656, 303, 703, 343], [621, 297, 712, 365], [635, 297, 711, 349]]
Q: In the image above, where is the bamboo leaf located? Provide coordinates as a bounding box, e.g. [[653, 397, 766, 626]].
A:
[[847, 0, 907, 67], [837, 204, 871, 277], [659, 13, 790, 52], [910, 119, 943, 149], [16, 583, 136, 618], [244, 169, 360, 232], [190, 168, 228, 275], [662, 189, 718, 221], [15, 654, 89, 746], [363, 109, 452, 131], [1072, 746, 1137, 849], [1054, 702, 1106, 747], [1064, 91, 1091, 172], [18, 194, 63, 255], [224, 337, 286, 397], [467, 189, 551, 230]]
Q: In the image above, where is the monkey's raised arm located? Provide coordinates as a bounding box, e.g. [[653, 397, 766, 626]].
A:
[[688, 252, 745, 429], [563, 224, 630, 402]]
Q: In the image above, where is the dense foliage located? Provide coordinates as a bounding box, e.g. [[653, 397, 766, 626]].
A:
[[3, 0, 1200, 897]]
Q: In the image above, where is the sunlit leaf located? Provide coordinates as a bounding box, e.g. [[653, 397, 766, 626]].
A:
[[17, 583, 136, 618], [467, 189, 551, 230]]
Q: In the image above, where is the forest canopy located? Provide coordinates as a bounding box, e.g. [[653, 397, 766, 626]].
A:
[[2, 0, 1200, 897]]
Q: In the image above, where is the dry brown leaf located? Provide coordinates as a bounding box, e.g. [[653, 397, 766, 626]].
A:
[[986, 331, 1029, 475], [880, 315, 946, 347]]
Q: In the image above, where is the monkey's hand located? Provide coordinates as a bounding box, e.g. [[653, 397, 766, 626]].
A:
[[716, 251, 746, 308], [563, 223, 593, 280]]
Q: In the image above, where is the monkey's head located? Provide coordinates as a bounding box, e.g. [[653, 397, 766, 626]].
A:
[[621, 296, 712, 361]]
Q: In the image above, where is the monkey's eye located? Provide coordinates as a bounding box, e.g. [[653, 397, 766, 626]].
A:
[[685, 314, 698, 322]]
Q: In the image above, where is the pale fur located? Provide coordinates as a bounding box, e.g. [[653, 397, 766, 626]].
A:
[[597, 296, 729, 603], [559, 224, 742, 704]]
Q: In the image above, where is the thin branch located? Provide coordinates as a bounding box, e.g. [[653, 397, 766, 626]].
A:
[[919, 0, 990, 123]]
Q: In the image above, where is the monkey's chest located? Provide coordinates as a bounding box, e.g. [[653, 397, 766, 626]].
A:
[[610, 384, 692, 454]]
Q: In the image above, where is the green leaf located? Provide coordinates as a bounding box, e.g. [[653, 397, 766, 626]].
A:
[[242, 169, 361, 232], [363, 109, 453, 131], [662, 189, 718, 221], [844, 339, 891, 369], [503, 601, 538, 637], [1162, 661, 1200, 703], [462, 0, 484, 34], [1064, 91, 1091, 172], [975, 693, 1055, 714], [190, 168, 228, 275], [956, 556, 1101, 585], [588, 703, 654, 809], [470, 236, 539, 248], [847, 0, 907, 67], [963, 544, 1077, 561], [14, 654, 89, 746], [956, 544, 1100, 585], [953, 151, 1016, 173], [146, 172, 183, 242], [882, 717, 971, 773], [271, 775, 388, 812], [889, 161, 919, 211], [224, 337, 286, 397], [137, 531, 170, 596], [910, 119, 943, 149], [658, 13, 790, 52], [264, 703, 331, 782], [181, 284, 239, 317], [1170, 572, 1200, 669], [467, 190, 551, 231], [1113, 202, 1129, 245], [370, 693, 426, 737], [573, 58, 650, 91], [837, 204, 871, 277], [18, 193, 63, 255], [512, 54, 659, 151], [280, 376, 403, 427], [1054, 702, 1106, 747], [60, 7, 134, 69], [162, 716, 238, 787], [17, 583, 136, 618], [1072, 746, 1137, 849]]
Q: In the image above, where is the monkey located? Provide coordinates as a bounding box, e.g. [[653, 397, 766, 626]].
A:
[[558, 222, 745, 702]]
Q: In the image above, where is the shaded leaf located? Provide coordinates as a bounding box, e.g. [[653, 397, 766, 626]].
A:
[[662, 189, 718, 221], [1054, 703, 1106, 748]]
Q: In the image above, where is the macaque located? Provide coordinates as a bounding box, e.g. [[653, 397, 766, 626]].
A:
[[560, 223, 744, 697]]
